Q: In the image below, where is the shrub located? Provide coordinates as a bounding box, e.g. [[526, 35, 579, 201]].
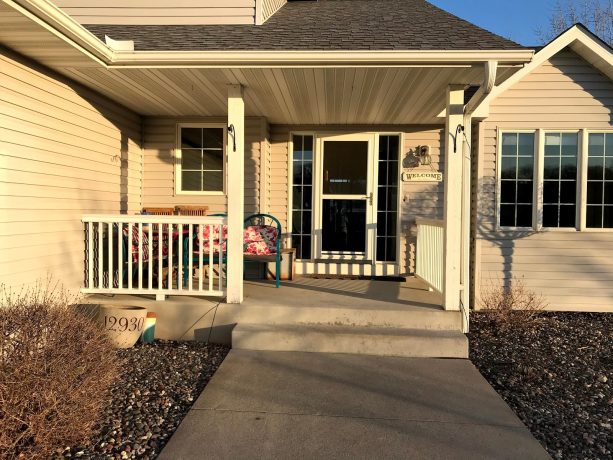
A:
[[479, 277, 547, 333], [0, 281, 119, 459]]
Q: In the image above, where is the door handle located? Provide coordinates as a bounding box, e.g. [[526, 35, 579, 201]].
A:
[[365, 192, 373, 206]]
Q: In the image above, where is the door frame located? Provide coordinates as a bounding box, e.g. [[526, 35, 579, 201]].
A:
[[287, 130, 404, 275], [314, 132, 377, 261]]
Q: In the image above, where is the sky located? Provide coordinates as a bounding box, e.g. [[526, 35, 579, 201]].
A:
[[429, 0, 567, 46]]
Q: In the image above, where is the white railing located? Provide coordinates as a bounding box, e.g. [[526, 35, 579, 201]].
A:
[[82, 214, 227, 298], [415, 218, 444, 294]]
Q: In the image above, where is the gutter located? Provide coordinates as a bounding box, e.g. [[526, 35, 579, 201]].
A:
[[6, 0, 535, 69]]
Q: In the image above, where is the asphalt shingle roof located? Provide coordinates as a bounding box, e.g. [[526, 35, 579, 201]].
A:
[[85, 0, 525, 51]]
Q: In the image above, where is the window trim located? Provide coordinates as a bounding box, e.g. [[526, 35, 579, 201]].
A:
[[582, 129, 613, 232], [288, 131, 316, 260], [539, 129, 581, 231], [175, 123, 227, 196], [496, 129, 538, 231], [496, 128, 613, 233]]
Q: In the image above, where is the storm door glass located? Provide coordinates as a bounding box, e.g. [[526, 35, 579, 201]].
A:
[[321, 140, 370, 254]]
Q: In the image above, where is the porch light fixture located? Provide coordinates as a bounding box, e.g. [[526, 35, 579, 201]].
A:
[[228, 124, 237, 152], [453, 124, 465, 153]]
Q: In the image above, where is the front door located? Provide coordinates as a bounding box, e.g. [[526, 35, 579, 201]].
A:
[[315, 134, 375, 261]]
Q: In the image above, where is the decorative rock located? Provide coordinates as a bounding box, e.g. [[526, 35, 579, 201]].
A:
[[470, 312, 612, 460], [60, 340, 229, 459]]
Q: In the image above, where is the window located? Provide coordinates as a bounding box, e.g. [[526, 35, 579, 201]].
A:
[[291, 135, 314, 259], [177, 125, 225, 193], [498, 130, 613, 232], [499, 132, 535, 228], [376, 135, 400, 262], [543, 133, 578, 228], [587, 133, 613, 228]]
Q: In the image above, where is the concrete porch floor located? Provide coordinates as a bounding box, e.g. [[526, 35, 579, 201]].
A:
[[158, 350, 549, 460]]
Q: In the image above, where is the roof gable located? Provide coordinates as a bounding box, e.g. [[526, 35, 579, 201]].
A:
[[85, 0, 525, 51], [473, 24, 613, 118]]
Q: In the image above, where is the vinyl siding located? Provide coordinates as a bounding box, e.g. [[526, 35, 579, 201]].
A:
[[475, 48, 613, 311], [54, 0, 256, 25], [0, 47, 143, 291], [142, 116, 267, 216], [269, 125, 444, 274]]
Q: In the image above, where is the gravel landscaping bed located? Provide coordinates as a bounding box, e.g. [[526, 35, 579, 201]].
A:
[[469, 312, 612, 460], [61, 341, 229, 459]]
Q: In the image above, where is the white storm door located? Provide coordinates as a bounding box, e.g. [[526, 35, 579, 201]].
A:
[[315, 134, 375, 261]]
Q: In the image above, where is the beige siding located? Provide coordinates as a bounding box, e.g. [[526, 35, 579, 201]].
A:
[[475, 49, 613, 311], [142, 116, 267, 216], [0, 47, 143, 291], [54, 0, 256, 25], [269, 125, 444, 274]]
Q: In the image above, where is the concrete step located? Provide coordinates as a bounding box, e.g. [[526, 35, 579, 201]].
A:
[[232, 323, 469, 359], [230, 303, 463, 331]]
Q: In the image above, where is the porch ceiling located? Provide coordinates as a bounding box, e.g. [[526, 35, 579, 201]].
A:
[[1, 0, 522, 124]]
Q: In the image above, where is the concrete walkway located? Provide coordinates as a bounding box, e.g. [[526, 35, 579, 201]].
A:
[[159, 350, 550, 460]]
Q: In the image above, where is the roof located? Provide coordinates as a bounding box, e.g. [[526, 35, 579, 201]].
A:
[[85, 0, 526, 52]]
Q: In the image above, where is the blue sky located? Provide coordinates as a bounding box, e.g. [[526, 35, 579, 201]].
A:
[[429, 0, 565, 46]]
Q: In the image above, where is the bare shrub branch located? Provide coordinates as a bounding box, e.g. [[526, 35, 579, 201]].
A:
[[480, 277, 548, 333], [0, 280, 119, 459]]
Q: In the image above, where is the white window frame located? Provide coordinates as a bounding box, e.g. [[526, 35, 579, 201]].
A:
[[288, 132, 316, 260], [497, 128, 613, 233], [582, 129, 613, 232], [496, 129, 539, 231], [175, 123, 227, 196]]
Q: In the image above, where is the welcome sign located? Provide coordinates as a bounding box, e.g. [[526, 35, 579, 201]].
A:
[[401, 171, 443, 182]]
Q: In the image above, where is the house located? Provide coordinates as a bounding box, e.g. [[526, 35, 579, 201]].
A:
[[1, 0, 612, 354]]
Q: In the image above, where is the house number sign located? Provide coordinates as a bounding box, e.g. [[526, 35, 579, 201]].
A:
[[401, 171, 443, 182]]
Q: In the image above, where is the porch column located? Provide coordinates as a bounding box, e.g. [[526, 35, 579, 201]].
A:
[[442, 85, 465, 311], [226, 84, 244, 303]]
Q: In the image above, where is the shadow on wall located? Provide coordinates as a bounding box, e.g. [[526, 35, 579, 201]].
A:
[[0, 48, 145, 291]]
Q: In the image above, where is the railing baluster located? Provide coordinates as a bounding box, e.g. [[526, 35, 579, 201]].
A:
[[208, 224, 214, 293], [117, 222, 123, 289], [168, 223, 173, 290], [198, 223, 203, 292], [108, 222, 113, 289], [128, 222, 133, 290], [179, 223, 184, 291], [188, 224, 193, 292], [157, 219, 163, 292], [219, 222, 225, 293], [138, 222, 143, 290], [97, 222, 103, 289], [87, 221, 93, 289], [148, 223, 153, 290]]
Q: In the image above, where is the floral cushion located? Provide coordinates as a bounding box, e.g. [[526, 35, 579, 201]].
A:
[[123, 226, 169, 263], [244, 225, 278, 255], [194, 224, 228, 254], [201, 224, 228, 241]]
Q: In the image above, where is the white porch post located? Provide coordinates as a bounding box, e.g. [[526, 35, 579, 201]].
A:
[[226, 84, 244, 303], [442, 85, 465, 311]]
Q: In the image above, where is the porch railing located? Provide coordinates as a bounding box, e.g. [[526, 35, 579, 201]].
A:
[[415, 218, 444, 294], [82, 214, 227, 298]]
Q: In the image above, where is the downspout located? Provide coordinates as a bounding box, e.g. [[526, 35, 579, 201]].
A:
[[460, 60, 498, 333]]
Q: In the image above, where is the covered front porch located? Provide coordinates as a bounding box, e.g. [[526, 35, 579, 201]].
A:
[[0, 0, 534, 335]]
